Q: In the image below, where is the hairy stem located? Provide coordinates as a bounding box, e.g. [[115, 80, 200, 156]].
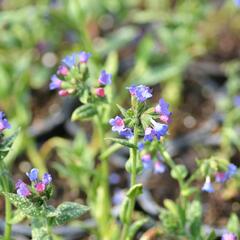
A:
[[120, 125, 138, 240]]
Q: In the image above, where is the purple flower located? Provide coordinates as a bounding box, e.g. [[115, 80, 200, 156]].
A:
[[15, 179, 24, 189], [120, 128, 133, 139], [109, 116, 125, 132], [49, 75, 62, 90], [141, 154, 152, 169], [144, 127, 155, 142], [222, 232, 237, 240], [215, 172, 228, 183], [155, 98, 171, 116], [128, 85, 152, 102], [0, 112, 11, 132], [78, 51, 91, 63], [138, 142, 144, 151], [42, 173, 52, 185], [151, 120, 168, 140], [26, 168, 39, 182], [98, 70, 112, 85], [16, 182, 31, 197], [202, 176, 214, 193], [154, 161, 166, 174], [57, 65, 69, 76], [226, 163, 237, 178], [62, 54, 77, 68]]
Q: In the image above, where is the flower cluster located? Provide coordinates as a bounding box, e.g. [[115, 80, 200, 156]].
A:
[[16, 168, 52, 197], [202, 163, 238, 193], [0, 111, 11, 133], [49, 51, 91, 96], [109, 85, 172, 143], [50, 51, 112, 101]]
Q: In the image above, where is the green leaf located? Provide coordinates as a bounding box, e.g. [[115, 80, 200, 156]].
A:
[[127, 218, 148, 240], [116, 104, 127, 117], [181, 186, 197, 197], [71, 104, 97, 121], [51, 202, 89, 226], [120, 197, 130, 224], [0, 131, 18, 161], [227, 213, 239, 234], [170, 165, 188, 180], [9, 209, 26, 224], [126, 184, 143, 199], [206, 231, 217, 240], [105, 138, 137, 149], [4, 193, 45, 217]]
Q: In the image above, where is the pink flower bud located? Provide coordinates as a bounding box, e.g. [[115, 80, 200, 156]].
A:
[[35, 182, 46, 193], [58, 90, 69, 96], [95, 88, 105, 97]]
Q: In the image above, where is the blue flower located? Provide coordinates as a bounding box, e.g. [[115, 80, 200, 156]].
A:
[[144, 127, 155, 142], [141, 154, 152, 170], [49, 75, 62, 90], [128, 85, 152, 102], [120, 128, 133, 139], [221, 232, 237, 240], [151, 120, 168, 140], [154, 161, 166, 174], [226, 163, 237, 178], [109, 116, 125, 133], [62, 53, 77, 68], [202, 176, 214, 193], [138, 142, 144, 151], [98, 70, 112, 85], [42, 173, 52, 185], [155, 98, 171, 116], [16, 182, 31, 197], [78, 51, 91, 63], [26, 168, 39, 182], [0, 112, 11, 132]]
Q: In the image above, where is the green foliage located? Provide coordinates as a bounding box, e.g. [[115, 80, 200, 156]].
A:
[[71, 104, 97, 121], [50, 202, 89, 226], [4, 193, 46, 217]]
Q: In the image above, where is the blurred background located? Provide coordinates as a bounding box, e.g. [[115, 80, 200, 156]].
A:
[[0, 0, 240, 239]]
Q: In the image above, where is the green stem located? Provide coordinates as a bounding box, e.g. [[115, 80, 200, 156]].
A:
[[96, 115, 111, 239], [4, 196, 12, 240], [120, 125, 138, 240], [0, 164, 12, 240]]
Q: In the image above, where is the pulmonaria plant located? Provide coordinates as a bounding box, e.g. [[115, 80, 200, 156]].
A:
[[109, 85, 172, 240], [49, 51, 114, 239], [4, 167, 89, 240]]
